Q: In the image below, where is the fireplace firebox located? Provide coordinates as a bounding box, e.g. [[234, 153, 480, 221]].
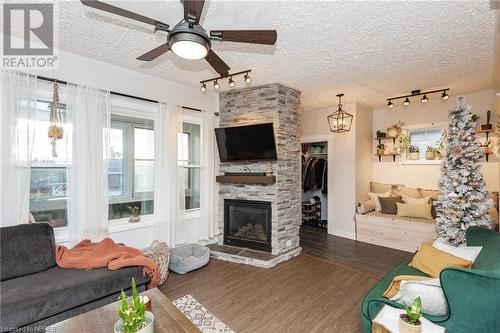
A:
[[224, 199, 272, 252]]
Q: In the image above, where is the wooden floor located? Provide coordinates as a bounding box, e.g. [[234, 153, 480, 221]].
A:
[[161, 226, 413, 333]]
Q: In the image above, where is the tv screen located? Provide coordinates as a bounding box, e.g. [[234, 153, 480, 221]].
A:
[[215, 123, 277, 162]]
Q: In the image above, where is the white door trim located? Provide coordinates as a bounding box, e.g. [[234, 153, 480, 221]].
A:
[[300, 134, 334, 235]]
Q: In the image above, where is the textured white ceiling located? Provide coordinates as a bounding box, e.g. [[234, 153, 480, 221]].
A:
[[20, 1, 500, 110]]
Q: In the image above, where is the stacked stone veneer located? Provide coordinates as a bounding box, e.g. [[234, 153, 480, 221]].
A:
[[218, 83, 301, 255]]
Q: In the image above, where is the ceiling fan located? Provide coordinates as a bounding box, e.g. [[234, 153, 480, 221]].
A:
[[80, 0, 277, 76]]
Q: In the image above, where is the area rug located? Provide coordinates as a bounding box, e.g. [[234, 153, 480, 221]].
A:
[[174, 295, 235, 333]]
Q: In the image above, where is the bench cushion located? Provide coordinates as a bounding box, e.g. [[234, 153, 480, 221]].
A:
[[1, 223, 56, 281], [0, 266, 149, 329]]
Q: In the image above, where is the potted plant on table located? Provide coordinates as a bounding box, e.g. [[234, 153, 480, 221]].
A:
[[376, 143, 386, 155], [409, 146, 420, 160], [114, 278, 154, 333], [399, 297, 422, 333]]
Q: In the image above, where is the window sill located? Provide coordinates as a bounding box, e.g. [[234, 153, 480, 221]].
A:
[[401, 159, 442, 165], [108, 216, 156, 233], [185, 209, 201, 220]]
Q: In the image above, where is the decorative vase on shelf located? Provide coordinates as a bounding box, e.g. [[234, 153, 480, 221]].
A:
[[387, 126, 400, 138], [114, 311, 155, 333], [399, 314, 422, 333], [425, 151, 436, 160]]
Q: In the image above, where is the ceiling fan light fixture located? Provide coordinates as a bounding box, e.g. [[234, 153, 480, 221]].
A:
[[168, 23, 211, 60], [213, 80, 220, 90], [441, 91, 449, 101], [244, 73, 252, 84], [228, 77, 235, 88], [403, 97, 410, 106], [421, 94, 428, 103], [171, 39, 208, 60]]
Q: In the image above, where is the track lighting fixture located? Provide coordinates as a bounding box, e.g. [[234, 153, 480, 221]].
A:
[[244, 73, 252, 84], [199, 70, 251, 92], [386, 88, 450, 108]]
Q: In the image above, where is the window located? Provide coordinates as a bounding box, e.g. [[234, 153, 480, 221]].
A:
[[409, 127, 443, 160], [178, 122, 200, 210], [30, 100, 70, 228], [108, 115, 155, 220]]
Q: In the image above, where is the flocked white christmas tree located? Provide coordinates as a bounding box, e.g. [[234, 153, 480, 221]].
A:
[[435, 97, 493, 245]]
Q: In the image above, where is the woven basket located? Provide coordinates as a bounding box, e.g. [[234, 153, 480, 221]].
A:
[[144, 241, 171, 286]]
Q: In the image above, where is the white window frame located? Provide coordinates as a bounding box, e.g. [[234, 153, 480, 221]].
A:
[[181, 110, 202, 219], [402, 122, 447, 165], [108, 95, 158, 226]]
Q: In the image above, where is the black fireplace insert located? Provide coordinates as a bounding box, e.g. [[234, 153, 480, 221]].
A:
[[224, 199, 272, 252]]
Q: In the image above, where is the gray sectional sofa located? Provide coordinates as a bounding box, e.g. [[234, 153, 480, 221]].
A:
[[0, 223, 150, 331]]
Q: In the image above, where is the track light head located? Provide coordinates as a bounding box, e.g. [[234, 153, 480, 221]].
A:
[[403, 97, 410, 106], [228, 77, 235, 88], [387, 100, 394, 108], [200, 83, 207, 92], [441, 91, 449, 101], [213, 80, 220, 90], [421, 95, 428, 103], [244, 73, 252, 84]]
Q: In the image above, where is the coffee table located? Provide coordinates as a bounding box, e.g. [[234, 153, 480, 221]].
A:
[[46, 288, 200, 333]]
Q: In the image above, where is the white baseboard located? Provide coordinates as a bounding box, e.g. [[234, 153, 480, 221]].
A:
[[329, 229, 356, 240]]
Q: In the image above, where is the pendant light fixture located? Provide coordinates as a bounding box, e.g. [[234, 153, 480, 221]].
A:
[[328, 93, 353, 133]]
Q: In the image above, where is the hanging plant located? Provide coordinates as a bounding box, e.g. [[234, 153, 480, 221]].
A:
[[48, 82, 64, 157]]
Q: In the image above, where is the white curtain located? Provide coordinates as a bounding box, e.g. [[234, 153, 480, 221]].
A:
[[154, 102, 184, 247], [67, 84, 110, 244], [0, 71, 37, 227], [199, 110, 219, 240]]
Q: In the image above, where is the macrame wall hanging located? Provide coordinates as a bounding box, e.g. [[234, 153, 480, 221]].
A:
[[47, 82, 64, 157]]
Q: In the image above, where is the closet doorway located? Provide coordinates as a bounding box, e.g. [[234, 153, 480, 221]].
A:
[[301, 135, 333, 234]]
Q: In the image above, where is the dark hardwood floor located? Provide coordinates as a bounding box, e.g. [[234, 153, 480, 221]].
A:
[[160, 226, 414, 333]]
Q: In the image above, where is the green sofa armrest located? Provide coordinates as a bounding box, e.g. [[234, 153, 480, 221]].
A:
[[366, 297, 446, 324], [440, 267, 500, 333]]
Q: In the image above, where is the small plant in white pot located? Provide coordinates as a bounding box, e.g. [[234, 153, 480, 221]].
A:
[[399, 297, 422, 333], [409, 145, 420, 160], [376, 143, 386, 155], [114, 278, 154, 333]]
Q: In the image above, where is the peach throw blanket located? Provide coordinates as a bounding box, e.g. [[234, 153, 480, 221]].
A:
[[55, 238, 160, 289]]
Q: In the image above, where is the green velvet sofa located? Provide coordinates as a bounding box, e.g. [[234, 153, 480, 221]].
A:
[[361, 226, 500, 333]]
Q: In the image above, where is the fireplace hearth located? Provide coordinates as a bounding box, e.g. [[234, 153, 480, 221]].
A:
[[224, 199, 272, 252]]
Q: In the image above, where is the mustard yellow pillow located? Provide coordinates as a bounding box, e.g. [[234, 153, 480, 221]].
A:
[[396, 202, 433, 220], [409, 242, 472, 277]]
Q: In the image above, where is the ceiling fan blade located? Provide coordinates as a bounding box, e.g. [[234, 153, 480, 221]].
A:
[[210, 30, 277, 45], [137, 43, 170, 61], [81, 0, 169, 28], [183, 0, 205, 24], [205, 50, 230, 76]]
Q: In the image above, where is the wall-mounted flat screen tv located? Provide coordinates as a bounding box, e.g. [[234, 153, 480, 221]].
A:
[[215, 123, 278, 162]]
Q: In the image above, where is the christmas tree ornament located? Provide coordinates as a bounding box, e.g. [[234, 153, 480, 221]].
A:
[[435, 97, 493, 245]]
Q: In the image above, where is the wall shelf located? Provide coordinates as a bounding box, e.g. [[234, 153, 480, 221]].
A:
[[374, 136, 398, 144], [216, 175, 276, 185], [475, 129, 495, 162], [374, 153, 400, 162]]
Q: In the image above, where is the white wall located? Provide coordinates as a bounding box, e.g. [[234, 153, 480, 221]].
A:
[[25, 46, 218, 248], [372, 89, 499, 191]]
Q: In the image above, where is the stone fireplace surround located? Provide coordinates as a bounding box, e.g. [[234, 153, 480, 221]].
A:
[[211, 83, 302, 268]]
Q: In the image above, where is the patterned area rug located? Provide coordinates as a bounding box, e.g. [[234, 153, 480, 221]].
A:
[[174, 295, 235, 333]]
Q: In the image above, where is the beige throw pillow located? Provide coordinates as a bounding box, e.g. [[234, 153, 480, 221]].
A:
[[403, 196, 431, 204], [370, 181, 396, 193], [394, 185, 422, 198], [357, 199, 376, 214], [368, 190, 392, 212]]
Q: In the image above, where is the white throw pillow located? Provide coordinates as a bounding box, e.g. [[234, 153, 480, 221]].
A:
[[432, 239, 482, 263], [403, 196, 430, 204], [368, 190, 392, 212], [390, 278, 448, 316]]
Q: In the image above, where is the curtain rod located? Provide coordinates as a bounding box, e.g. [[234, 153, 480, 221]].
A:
[[36, 75, 202, 113]]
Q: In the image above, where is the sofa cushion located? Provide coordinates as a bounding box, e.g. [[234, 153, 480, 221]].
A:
[[394, 186, 422, 198], [1, 223, 56, 281], [418, 188, 440, 200], [397, 203, 433, 221], [379, 196, 402, 215], [370, 181, 397, 193], [466, 227, 500, 272], [0, 265, 149, 329], [409, 242, 472, 277]]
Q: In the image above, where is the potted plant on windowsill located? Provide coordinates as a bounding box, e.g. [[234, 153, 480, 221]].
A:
[[399, 297, 422, 333], [127, 206, 141, 223], [409, 145, 420, 160], [114, 278, 154, 333], [425, 146, 437, 160], [376, 143, 386, 155]]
